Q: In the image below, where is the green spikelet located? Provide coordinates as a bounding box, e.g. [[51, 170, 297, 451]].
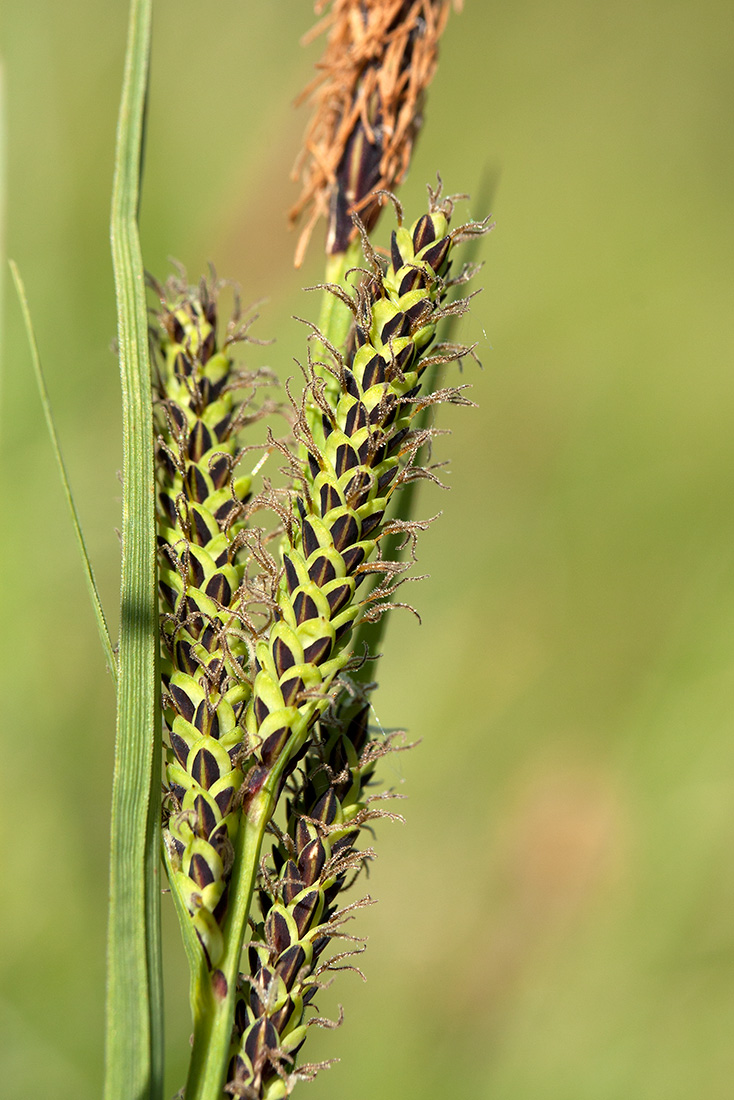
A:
[[241, 192, 486, 788], [226, 695, 394, 1099], [152, 277, 274, 967]]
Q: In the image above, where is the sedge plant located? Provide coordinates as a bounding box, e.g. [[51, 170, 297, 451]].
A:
[[16, 2, 489, 1098]]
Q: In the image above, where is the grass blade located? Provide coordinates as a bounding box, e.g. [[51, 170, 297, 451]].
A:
[[105, 1, 163, 1099], [0, 59, 5, 386], [8, 261, 117, 680]]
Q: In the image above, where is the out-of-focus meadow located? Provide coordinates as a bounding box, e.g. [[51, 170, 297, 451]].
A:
[[2, 1, 734, 1096]]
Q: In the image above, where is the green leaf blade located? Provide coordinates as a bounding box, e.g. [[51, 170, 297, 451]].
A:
[[104, 2, 163, 1099]]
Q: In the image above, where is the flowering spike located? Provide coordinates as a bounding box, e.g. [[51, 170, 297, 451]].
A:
[[153, 277, 277, 967]]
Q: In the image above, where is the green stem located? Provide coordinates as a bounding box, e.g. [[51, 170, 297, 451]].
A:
[[105, 1, 162, 1098], [317, 243, 361, 354], [307, 240, 361, 427]]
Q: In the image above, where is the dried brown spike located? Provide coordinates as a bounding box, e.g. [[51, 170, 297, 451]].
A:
[[291, 0, 459, 265]]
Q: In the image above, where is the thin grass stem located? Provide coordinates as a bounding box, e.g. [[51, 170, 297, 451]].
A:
[[9, 261, 117, 680]]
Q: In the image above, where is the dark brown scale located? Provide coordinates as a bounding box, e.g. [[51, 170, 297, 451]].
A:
[[319, 482, 342, 515], [307, 452, 321, 480], [247, 945, 263, 978], [173, 350, 192, 377], [170, 683, 196, 723], [213, 547, 230, 569], [260, 726, 290, 767], [382, 400, 401, 428], [391, 341, 416, 375], [357, 435, 372, 463], [344, 400, 368, 436], [191, 746, 221, 789], [312, 789, 338, 825], [343, 369, 360, 399], [189, 852, 215, 888], [205, 572, 232, 606], [273, 637, 297, 675], [200, 623, 218, 653], [169, 730, 191, 768], [269, 1001, 295, 1036], [254, 695, 270, 726], [292, 890, 320, 937], [197, 377, 212, 406], [271, 964, 299, 1010], [404, 298, 431, 329], [381, 310, 410, 342], [244, 1017, 278, 1064], [344, 468, 371, 499], [421, 234, 451, 272], [265, 908, 292, 955], [326, 583, 352, 616], [208, 454, 230, 489], [192, 508, 214, 546], [308, 554, 337, 587], [174, 638, 196, 675], [200, 328, 216, 364], [249, 986, 267, 1018], [390, 230, 405, 271], [280, 676, 304, 706], [214, 786, 235, 816], [187, 608, 207, 639], [159, 580, 179, 611], [360, 509, 384, 537], [194, 794, 218, 839], [295, 818, 312, 854], [228, 744, 244, 764], [385, 426, 409, 457], [412, 212, 437, 251], [159, 493, 178, 527], [208, 708, 220, 739], [399, 266, 424, 296], [211, 412, 232, 441], [213, 498, 240, 527], [361, 353, 386, 389], [335, 442, 360, 476], [297, 838, 326, 886], [301, 518, 320, 557], [168, 317, 186, 345], [321, 412, 334, 439], [212, 884, 229, 926], [187, 552, 205, 589], [330, 512, 360, 552], [376, 465, 397, 497], [333, 619, 353, 643], [293, 590, 319, 625], [188, 420, 213, 462], [281, 860, 304, 905], [157, 446, 178, 480], [302, 636, 332, 666], [283, 555, 300, 594], [341, 545, 365, 573], [168, 402, 187, 434]]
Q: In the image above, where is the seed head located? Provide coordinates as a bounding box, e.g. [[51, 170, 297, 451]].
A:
[[291, 0, 460, 265]]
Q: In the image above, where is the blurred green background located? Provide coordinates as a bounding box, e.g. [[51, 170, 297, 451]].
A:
[[2, 1, 734, 1096]]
